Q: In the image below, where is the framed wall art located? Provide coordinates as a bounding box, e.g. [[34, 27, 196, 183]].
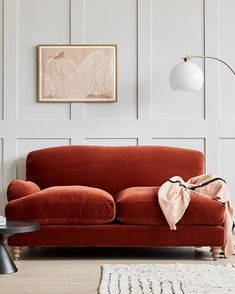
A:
[[37, 44, 117, 102]]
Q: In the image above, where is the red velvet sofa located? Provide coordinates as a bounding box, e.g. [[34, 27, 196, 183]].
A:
[[5, 145, 225, 260]]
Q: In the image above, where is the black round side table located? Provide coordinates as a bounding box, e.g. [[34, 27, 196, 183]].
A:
[[0, 221, 39, 274]]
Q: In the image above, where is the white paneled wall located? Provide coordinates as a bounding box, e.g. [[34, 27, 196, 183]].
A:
[[1, 0, 235, 214], [84, 138, 138, 146], [16, 138, 71, 179], [0, 139, 3, 206], [219, 0, 235, 119], [84, 0, 137, 120], [151, 0, 205, 119], [0, 0, 2, 119], [151, 139, 205, 154], [220, 139, 235, 199], [18, 0, 71, 120]]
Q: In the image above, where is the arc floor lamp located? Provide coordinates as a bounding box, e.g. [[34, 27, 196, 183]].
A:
[[169, 55, 235, 91]]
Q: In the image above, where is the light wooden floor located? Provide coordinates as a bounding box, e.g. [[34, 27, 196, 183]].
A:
[[0, 247, 234, 294]]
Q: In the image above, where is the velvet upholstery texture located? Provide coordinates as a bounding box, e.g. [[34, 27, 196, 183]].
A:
[[6, 186, 115, 225], [116, 187, 225, 226], [5, 145, 225, 251], [7, 179, 41, 202], [26, 145, 204, 195], [7, 224, 224, 247]]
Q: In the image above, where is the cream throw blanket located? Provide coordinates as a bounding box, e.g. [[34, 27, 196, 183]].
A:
[[158, 174, 235, 257]]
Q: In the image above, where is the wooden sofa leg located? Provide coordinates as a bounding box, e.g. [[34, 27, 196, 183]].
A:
[[10, 247, 22, 261], [210, 247, 221, 261]]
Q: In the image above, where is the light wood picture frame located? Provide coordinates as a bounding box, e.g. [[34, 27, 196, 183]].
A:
[[37, 44, 117, 102]]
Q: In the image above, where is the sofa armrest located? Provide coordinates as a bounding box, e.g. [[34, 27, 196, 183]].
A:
[[7, 179, 41, 202]]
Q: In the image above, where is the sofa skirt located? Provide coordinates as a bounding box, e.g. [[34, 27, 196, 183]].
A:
[[7, 224, 224, 247]]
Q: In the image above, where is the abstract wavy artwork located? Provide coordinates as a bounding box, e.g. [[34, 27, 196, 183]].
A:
[[38, 45, 117, 102]]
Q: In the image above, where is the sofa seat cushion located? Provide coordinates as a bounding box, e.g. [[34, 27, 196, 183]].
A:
[[5, 186, 115, 225], [115, 187, 225, 226]]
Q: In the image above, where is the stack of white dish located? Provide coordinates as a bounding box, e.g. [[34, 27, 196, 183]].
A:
[[0, 215, 6, 225]]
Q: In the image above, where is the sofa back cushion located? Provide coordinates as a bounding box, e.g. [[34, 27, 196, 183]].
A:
[[26, 145, 204, 195]]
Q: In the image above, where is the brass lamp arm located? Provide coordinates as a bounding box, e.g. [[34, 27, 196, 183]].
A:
[[183, 55, 235, 76]]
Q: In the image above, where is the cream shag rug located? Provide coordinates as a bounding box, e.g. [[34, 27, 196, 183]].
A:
[[99, 263, 235, 294]]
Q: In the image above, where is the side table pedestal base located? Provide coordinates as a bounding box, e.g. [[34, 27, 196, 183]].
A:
[[0, 236, 18, 274]]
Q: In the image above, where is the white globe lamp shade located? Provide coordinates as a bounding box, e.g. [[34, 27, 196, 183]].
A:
[[169, 61, 204, 91]]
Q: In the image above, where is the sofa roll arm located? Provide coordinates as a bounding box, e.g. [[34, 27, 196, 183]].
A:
[[7, 179, 41, 202]]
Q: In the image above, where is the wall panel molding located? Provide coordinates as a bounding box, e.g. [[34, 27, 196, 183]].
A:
[[217, 0, 235, 119], [151, 0, 205, 120], [4, 0, 18, 120], [16, 138, 71, 180], [83, 0, 138, 121], [219, 138, 235, 205], [151, 138, 205, 154], [0, 138, 3, 212], [137, 0, 152, 122], [84, 138, 138, 146], [17, 0, 71, 120], [70, 0, 85, 121], [0, 0, 3, 120]]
